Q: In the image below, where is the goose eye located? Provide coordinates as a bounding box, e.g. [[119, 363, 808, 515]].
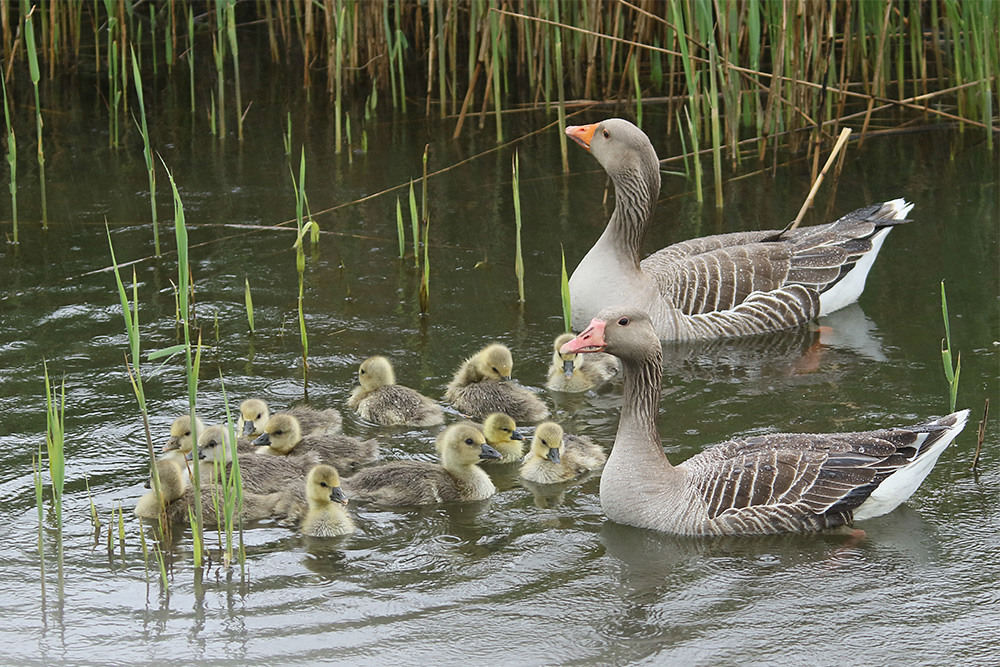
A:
[[360, 369, 366, 375], [602, 129, 610, 139], [465, 438, 475, 445], [320, 482, 328, 488], [274, 430, 283, 436], [185, 430, 191, 436], [618, 317, 630, 326]]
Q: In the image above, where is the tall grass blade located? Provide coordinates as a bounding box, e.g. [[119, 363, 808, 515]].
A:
[[24, 7, 47, 227], [244, 278, 255, 333], [940, 281, 961, 412], [131, 47, 160, 256], [1, 73, 16, 244]]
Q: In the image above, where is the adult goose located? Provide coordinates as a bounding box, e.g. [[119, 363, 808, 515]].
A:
[[565, 118, 911, 340], [561, 307, 968, 535]]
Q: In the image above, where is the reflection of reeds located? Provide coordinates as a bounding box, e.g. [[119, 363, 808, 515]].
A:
[[43, 361, 65, 580], [1, 74, 16, 245], [512, 150, 524, 303]]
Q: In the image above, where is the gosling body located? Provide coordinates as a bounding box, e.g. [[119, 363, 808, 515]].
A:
[[445, 343, 549, 423], [238, 398, 342, 439], [520, 422, 607, 484], [344, 424, 502, 505], [347, 355, 444, 427], [253, 413, 379, 476]]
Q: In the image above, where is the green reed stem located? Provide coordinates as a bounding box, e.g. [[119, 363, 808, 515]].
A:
[[187, 7, 195, 118], [408, 180, 419, 268], [131, 47, 160, 256], [162, 162, 205, 566], [24, 8, 47, 227], [1, 73, 16, 244], [244, 278, 255, 333], [42, 360, 65, 580], [419, 215, 430, 314], [512, 150, 524, 303], [709, 43, 723, 209], [684, 104, 703, 203], [940, 280, 961, 412], [225, 1, 243, 141], [395, 196, 405, 259]]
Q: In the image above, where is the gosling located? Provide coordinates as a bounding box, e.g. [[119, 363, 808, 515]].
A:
[[478, 413, 525, 464], [519, 422, 606, 484], [253, 413, 379, 476], [347, 355, 444, 427], [299, 465, 355, 537], [237, 398, 342, 439], [197, 424, 318, 494], [343, 424, 502, 505], [161, 414, 205, 465], [135, 459, 286, 524], [444, 343, 549, 423], [545, 332, 619, 392]]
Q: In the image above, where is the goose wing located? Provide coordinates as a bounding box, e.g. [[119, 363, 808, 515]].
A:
[[681, 428, 927, 534]]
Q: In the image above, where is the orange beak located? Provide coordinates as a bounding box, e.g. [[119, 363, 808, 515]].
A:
[[566, 123, 599, 151]]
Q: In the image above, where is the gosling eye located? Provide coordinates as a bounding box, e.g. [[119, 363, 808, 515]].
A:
[[185, 430, 191, 436], [618, 316, 630, 326], [320, 482, 329, 488], [465, 438, 475, 446], [602, 128, 610, 139], [360, 369, 366, 375], [274, 430, 283, 436], [491, 367, 499, 374], [256, 413, 262, 420]]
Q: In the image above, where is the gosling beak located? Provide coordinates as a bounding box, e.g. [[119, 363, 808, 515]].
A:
[[192, 450, 201, 461], [163, 436, 179, 452], [143, 478, 151, 489], [511, 429, 524, 441], [252, 433, 270, 446], [242, 420, 256, 437], [547, 447, 561, 464], [560, 319, 607, 354], [566, 123, 598, 150], [351, 374, 361, 387], [330, 486, 348, 505], [562, 358, 575, 379], [501, 374, 512, 381], [479, 444, 502, 460]]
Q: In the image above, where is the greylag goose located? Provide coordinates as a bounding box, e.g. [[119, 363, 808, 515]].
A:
[[343, 424, 502, 505], [161, 414, 204, 465], [565, 118, 911, 340], [519, 422, 607, 484], [252, 413, 379, 476], [546, 332, 620, 392], [347, 355, 445, 427], [196, 424, 318, 494], [135, 459, 286, 524], [237, 398, 342, 438], [561, 306, 969, 535], [298, 465, 355, 537], [445, 343, 550, 423], [477, 413, 525, 464]]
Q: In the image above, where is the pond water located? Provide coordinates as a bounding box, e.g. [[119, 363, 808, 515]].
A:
[[0, 60, 997, 665]]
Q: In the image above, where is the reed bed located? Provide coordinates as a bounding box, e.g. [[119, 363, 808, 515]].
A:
[[0, 1, 991, 161]]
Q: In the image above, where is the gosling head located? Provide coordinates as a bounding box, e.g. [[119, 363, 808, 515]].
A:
[[356, 355, 396, 392], [482, 413, 524, 445], [306, 464, 348, 507], [473, 343, 513, 381], [553, 333, 579, 380], [238, 398, 271, 438], [437, 423, 502, 466], [196, 424, 236, 463], [251, 413, 302, 454], [164, 415, 205, 455], [529, 422, 565, 465]]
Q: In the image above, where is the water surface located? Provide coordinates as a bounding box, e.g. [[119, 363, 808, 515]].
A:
[[0, 64, 997, 666]]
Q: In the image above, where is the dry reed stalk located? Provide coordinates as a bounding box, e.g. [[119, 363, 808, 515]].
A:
[[789, 127, 851, 231]]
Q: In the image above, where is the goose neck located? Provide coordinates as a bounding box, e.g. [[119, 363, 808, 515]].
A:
[[616, 351, 668, 465], [607, 164, 659, 263]]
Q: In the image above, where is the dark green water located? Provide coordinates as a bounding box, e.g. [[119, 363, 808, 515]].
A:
[[0, 66, 997, 666]]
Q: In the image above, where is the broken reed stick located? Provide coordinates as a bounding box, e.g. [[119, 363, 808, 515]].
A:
[[788, 127, 852, 231]]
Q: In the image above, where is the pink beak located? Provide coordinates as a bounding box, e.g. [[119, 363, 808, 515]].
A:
[[560, 318, 607, 354]]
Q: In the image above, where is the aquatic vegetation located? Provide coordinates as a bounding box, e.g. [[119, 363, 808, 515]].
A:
[[940, 280, 961, 413]]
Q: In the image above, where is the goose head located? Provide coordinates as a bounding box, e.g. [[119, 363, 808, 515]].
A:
[[560, 307, 660, 365], [472, 344, 513, 381], [482, 412, 524, 445], [566, 118, 659, 183], [164, 415, 205, 455], [306, 464, 348, 507], [552, 333, 580, 380], [238, 398, 271, 438], [529, 422, 565, 465], [252, 413, 302, 454], [437, 423, 502, 466], [196, 424, 237, 463], [356, 355, 395, 391]]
